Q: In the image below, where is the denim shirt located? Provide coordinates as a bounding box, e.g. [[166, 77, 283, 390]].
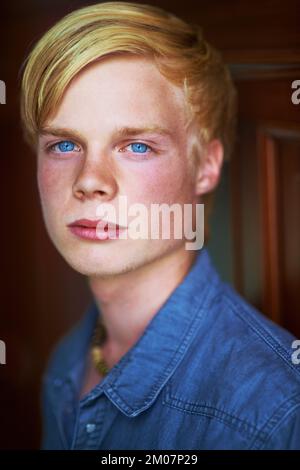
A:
[[41, 248, 300, 450]]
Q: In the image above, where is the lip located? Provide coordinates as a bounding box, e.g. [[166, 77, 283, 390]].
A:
[[67, 218, 127, 241]]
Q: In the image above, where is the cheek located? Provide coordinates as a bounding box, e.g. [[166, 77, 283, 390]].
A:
[[37, 160, 66, 205], [128, 159, 193, 204], [37, 165, 51, 196], [37, 162, 73, 235]]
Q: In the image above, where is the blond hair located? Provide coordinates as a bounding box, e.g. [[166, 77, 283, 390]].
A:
[[20, 1, 236, 162]]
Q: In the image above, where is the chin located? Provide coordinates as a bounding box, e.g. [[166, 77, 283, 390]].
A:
[[65, 255, 140, 278], [51, 239, 149, 278], [48, 226, 185, 278]]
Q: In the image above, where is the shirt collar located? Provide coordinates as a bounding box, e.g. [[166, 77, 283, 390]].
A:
[[50, 248, 221, 417]]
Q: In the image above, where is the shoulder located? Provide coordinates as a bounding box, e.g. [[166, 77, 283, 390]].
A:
[[169, 279, 300, 449]]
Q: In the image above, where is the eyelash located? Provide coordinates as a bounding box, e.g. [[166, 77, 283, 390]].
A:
[[45, 140, 154, 157], [46, 141, 80, 154]]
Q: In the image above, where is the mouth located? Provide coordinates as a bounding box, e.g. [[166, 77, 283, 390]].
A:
[[67, 218, 127, 241]]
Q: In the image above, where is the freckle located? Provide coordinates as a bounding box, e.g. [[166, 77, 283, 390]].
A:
[[39, 165, 58, 188]]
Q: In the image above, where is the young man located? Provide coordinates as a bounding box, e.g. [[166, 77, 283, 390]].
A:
[[20, 2, 300, 450]]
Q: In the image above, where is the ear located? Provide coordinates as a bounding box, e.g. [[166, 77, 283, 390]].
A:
[[194, 139, 224, 196]]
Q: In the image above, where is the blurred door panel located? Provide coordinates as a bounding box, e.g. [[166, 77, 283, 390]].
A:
[[232, 73, 300, 336]]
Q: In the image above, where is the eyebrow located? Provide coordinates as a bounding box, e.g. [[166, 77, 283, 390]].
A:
[[39, 125, 175, 142], [39, 127, 85, 141], [113, 126, 174, 140]]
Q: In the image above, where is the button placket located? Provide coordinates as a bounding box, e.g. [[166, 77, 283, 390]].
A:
[[72, 396, 106, 449]]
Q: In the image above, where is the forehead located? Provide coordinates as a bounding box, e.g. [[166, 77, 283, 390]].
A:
[[46, 55, 188, 134]]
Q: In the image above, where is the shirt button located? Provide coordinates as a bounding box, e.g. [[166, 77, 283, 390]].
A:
[[86, 423, 96, 434]]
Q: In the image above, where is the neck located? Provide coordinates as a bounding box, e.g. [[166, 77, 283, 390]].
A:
[[88, 246, 196, 355]]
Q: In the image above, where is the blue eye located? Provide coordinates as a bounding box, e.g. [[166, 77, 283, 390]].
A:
[[129, 143, 150, 153], [52, 140, 76, 153], [56, 141, 76, 152]]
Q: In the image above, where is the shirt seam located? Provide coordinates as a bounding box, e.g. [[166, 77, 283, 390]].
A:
[[163, 384, 261, 441], [223, 291, 300, 378], [249, 392, 300, 449]]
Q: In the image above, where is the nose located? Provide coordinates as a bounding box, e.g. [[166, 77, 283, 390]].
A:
[[72, 153, 118, 202]]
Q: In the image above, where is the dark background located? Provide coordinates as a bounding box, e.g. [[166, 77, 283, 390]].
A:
[[0, 0, 300, 449]]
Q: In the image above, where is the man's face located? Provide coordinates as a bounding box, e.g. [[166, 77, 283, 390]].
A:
[[37, 55, 200, 277]]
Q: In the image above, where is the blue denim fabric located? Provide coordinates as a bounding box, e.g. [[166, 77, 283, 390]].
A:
[[41, 248, 300, 449]]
